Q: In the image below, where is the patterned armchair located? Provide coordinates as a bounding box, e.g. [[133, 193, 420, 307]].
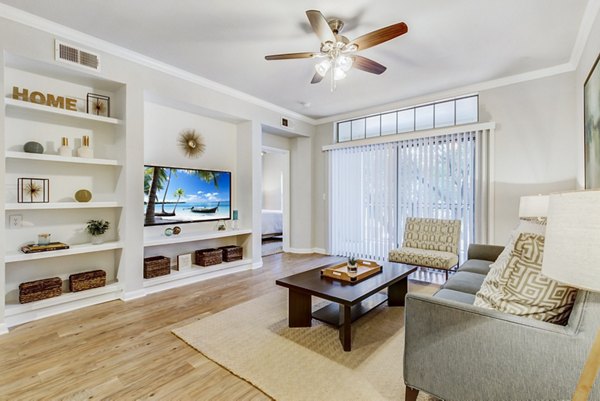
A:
[[388, 217, 461, 280]]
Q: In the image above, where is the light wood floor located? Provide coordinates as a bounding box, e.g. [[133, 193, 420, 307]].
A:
[[0, 253, 440, 400]]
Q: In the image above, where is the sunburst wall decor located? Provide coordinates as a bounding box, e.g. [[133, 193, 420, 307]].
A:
[[17, 178, 49, 203], [178, 129, 206, 158]]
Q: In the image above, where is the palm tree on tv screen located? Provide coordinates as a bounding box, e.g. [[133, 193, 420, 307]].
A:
[[144, 166, 167, 224], [172, 188, 185, 214]]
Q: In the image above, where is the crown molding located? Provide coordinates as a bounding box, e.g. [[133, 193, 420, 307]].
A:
[[570, 0, 600, 67], [0, 3, 317, 125]]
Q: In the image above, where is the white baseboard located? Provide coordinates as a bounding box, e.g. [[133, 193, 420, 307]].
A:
[[0, 323, 8, 335], [288, 248, 330, 255], [121, 289, 147, 301], [252, 261, 263, 269]]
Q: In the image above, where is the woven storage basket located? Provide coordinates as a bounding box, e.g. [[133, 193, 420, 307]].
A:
[[69, 270, 106, 292], [195, 248, 223, 266], [218, 245, 243, 262], [19, 277, 62, 304], [144, 256, 171, 278]]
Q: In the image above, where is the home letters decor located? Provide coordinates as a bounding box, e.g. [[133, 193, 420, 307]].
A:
[[12, 86, 77, 111]]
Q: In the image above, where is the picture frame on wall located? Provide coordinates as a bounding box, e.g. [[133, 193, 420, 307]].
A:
[[584, 53, 600, 189], [86, 93, 110, 117], [17, 178, 50, 203]]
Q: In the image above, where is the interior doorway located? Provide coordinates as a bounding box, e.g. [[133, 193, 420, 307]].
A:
[[261, 146, 290, 256]]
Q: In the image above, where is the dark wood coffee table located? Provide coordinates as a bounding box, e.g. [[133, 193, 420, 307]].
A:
[[276, 261, 417, 351]]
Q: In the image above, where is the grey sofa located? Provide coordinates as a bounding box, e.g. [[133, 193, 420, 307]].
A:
[[404, 244, 600, 401]]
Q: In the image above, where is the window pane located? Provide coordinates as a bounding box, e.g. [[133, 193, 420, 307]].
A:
[[351, 119, 366, 140], [338, 121, 351, 142], [434, 101, 455, 128], [456, 96, 478, 125], [381, 112, 397, 135], [397, 109, 414, 133], [415, 105, 434, 130], [365, 116, 380, 138]]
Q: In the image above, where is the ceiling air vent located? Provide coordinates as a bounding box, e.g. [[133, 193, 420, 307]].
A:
[[54, 40, 100, 71]]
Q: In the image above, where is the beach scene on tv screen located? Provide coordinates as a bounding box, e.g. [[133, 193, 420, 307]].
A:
[[144, 166, 231, 226]]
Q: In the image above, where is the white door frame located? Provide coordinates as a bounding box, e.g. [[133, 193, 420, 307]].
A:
[[262, 145, 290, 252]]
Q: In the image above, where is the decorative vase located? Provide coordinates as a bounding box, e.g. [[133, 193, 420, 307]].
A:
[[91, 235, 104, 245], [347, 262, 358, 273], [77, 135, 93, 158], [58, 137, 71, 157], [74, 189, 92, 202], [24, 141, 44, 154]]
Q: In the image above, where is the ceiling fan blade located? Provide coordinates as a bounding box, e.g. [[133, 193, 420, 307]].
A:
[[311, 72, 324, 84], [349, 22, 408, 51], [353, 56, 387, 75], [265, 52, 317, 61], [306, 10, 337, 44]]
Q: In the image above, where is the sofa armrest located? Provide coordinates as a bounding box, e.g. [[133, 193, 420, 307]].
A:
[[467, 243, 504, 262], [403, 293, 591, 401]]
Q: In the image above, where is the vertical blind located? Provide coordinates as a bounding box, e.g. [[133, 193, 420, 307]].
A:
[[329, 130, 482, 262]]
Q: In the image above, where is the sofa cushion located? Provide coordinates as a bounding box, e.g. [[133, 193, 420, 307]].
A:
[[474, 233, 578, 325], [488, 219, 546, 278], [458, 259, 492, 275], [442, 271, 487, 295], [434, 289, 476, 304], [389, 247, 458, 270]]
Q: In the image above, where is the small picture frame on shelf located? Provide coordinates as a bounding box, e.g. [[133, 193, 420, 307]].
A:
[[17, 177, 49, 203], [176, 253, 192, 271], [86, 93, 110, 117]]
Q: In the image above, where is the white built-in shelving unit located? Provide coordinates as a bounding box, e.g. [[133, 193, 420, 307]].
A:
[[0, 51, 260, 334], [2, 53, 127, 328]]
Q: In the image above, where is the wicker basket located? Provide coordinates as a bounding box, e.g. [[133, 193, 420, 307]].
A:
[[69, 270, 106, 292], [19, 277, 62, 304], [144, 256, 171, 278], [218, 245, 243, 262], [195, 248, 223, 266]]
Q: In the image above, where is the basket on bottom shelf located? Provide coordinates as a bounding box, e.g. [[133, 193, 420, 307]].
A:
[[69, 270, 106, 292], [218, 245, 243, 262], [195, 248, 223, 266], [144, 256, 171, 278], [19, 277, 62, 304]]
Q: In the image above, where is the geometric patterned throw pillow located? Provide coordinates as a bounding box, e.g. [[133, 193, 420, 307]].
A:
[[474, 233, 578, 325]]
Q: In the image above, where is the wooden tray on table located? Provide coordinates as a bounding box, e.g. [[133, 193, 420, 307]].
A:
[[321, 259, 382, 283]]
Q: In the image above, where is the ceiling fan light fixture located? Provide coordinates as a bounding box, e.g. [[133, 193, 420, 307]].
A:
[[336, 55, 353, 72], [315, 59, 331, 76], [333, 68, 347, 81], [343, 43, 358, 53]]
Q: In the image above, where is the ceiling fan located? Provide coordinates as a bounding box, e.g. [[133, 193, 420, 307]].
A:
[[265, 10, 408, 90]]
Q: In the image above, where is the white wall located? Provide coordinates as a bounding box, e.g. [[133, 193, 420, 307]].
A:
[[262, 152, 284, 211], [263, 132, 291, 150], [144, 101, 237, 171], [312, 72, 578, 251]]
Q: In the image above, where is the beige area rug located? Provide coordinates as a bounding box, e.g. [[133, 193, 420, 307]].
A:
[[173, 284, 438, 401]]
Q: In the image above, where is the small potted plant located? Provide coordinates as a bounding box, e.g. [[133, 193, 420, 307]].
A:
[[86, 219, 110, 244], [347, 256, 358, 273]]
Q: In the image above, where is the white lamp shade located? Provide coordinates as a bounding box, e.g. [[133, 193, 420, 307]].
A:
[[541, 190, 600, 292], [518, 195, 549, 218]]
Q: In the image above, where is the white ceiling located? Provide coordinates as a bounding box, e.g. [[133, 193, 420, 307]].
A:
[[0, 0, 590, 119]]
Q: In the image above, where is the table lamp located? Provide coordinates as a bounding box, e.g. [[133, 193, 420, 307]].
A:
[[518, 194, 549, 219], [541, 190, 600, 401]]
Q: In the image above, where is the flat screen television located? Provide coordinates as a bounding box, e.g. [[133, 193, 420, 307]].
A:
[[144, 164, 231, 226]]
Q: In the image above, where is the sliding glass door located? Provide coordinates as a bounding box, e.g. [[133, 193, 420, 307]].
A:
[[329, 130, 480, 262]]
